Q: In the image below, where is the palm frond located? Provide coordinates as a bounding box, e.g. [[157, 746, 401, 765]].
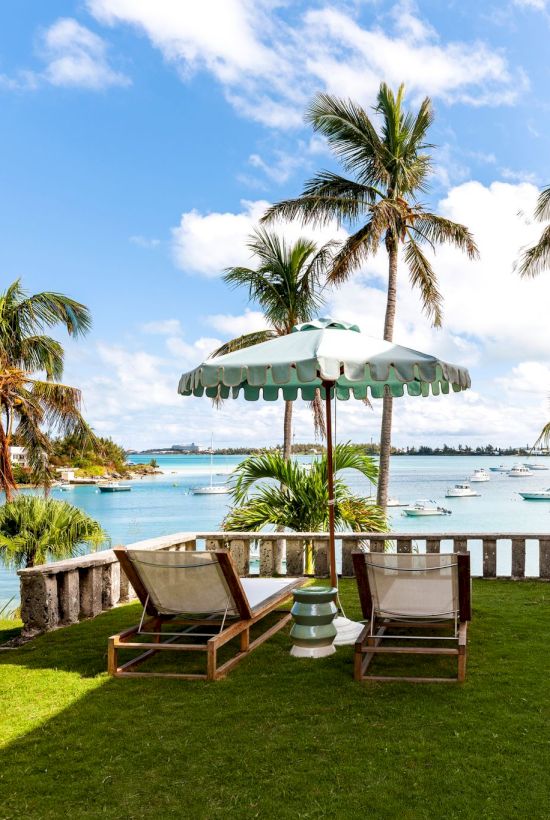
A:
[[0, 496, 107, 570], [411, 212, 479, 259], [403, 239, 443, 327], [534, 421, 550, 449], [534, 185, 550, 222], [306, 93, 389, 186], [517, 225, 550, 278], [210, 330, 276, 358]]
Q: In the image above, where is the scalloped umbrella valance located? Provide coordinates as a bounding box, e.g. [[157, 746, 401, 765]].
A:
[[178, 317, 471, 590]]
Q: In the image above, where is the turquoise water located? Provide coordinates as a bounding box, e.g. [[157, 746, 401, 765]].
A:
[[2, 453, 550, 604]]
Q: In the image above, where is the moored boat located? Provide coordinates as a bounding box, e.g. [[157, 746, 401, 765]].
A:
[[489, 464, 509, 472], [519, 489, 550, 500], [192, 484, 231, 495], [386, 497, 408, 507], [445, 483, 480, 498], [403, 499, 452, 517], [508, 464, 533, 477], [470, 469, 490, 482], [523, 463, 548, 471], [98, 483, 132, 492]]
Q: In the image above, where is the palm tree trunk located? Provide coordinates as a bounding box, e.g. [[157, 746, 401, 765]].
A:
[[377, 236, 399, 507], [0, 424, 15, 502], [283, 400, 293, 461]]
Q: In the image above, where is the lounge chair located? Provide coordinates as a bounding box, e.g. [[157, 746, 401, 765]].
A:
[[352, 551, 471, 683], [109, 548, 304, 681]]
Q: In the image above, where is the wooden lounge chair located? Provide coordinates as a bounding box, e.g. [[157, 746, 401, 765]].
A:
[[109, 548, 304, 681], [352, 551, 471, 683]]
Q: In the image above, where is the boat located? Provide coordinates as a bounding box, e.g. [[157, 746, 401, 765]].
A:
[[386, 498, 408, 507], [519, 489, 550, 500], [192, 484, 231, 495], [98, 483, 132, 492], [489, 464, 509, 472], [191, 434, 231, 495], [445, 483, 480, 498], [59, 484, 72, 491], [523, 463, 548, 471], [507, 464, 533, 477], [470, 469, 490, 482], [403, 500, 452, 517]]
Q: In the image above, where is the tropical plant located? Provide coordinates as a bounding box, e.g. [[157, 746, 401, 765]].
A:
[[212, 227, 336, 459], [517, 185, 550, 278], [516, 187, 550, 444], [0, 279, 94, 500], [0, 495, 106, 569], [223, 444, 386, 572], [262, 84, 478, 504]]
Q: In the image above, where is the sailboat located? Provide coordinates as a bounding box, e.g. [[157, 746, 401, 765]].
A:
[[191, 435, 231, 495]]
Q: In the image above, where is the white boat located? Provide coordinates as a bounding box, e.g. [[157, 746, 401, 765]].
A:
[[519, 488, 550, 500], [191, 434, 231, 495], [445, 483, 480, 498], [59, 484, 73, 491], [386, 498, 408, 507], [489, 464, 509, 472], [98, 482, 132, 492], [403, 499, 452, 517], [470, 469, 490, 482], [507, 464, 533, 477], [523, 463, 548, 471], [192, 484, 231, 495]]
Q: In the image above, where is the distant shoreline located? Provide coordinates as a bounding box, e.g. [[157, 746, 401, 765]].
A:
[[127, 450, 549, 458]]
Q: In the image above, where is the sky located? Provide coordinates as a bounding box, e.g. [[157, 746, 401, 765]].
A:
[[2, 0, 550, 451]]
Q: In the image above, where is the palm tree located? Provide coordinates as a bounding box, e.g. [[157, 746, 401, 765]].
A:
[[517, 185, 550, 278], [0, 495, 106, 569], [223, 443, 386, 572], [212, 227, 336, 459], [517, 187, 550, 445], [262, 84, 478, 505], [0, 279, 94, 500]]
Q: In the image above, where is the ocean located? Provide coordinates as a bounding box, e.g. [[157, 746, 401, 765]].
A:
[[2, 453, 549, 605]]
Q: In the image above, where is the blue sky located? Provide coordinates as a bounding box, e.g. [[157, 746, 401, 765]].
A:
[[1, 0, 550, 449]]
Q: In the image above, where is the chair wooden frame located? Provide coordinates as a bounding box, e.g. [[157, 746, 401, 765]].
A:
[[108, 549, 304, 681], [352, 551, 471, 683]]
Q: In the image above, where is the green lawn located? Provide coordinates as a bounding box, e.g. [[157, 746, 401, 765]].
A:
[[1, 580, 550, 819]]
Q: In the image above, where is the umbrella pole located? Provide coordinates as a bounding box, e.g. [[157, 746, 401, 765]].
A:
[[323, 381, 338, 589]]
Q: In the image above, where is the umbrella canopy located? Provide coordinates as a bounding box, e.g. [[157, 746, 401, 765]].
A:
[[178, 317, 471, 588], [178, 317, 471, 401]]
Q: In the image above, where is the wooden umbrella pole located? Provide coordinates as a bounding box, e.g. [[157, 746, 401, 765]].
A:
[[323, 380, 338, 589]]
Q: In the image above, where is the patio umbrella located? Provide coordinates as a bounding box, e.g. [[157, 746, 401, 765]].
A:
[[178, 317, 471, 591]]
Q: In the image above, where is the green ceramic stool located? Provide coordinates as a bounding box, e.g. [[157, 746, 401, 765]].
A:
[[290, 586, 338, 658]]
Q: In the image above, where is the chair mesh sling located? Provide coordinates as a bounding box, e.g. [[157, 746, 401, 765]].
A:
[[352, 551, 471, 683], [108, 548, 304, 681]]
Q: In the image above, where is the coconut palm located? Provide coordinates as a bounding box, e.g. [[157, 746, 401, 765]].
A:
[[212, 227, 336, 459], [223, 443, 386, 572], [517, 185, 550, 278], [0, 495, 106, 569], [0, 279, 94, 500], [262, 84, 478, 504]]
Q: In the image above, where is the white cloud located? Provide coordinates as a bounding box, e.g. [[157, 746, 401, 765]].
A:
[[42, 18, 130, 89], [206, 309, 268, 337], [130, 235, 161, 249], [171, 198, 348, 277], [500, 167, 539, 184], [513, 0, 547, 9], [87, 0, 525, 127], [0, 18, 129, 91], [141, 319, 182, 335], [172, 199, 269, 277]]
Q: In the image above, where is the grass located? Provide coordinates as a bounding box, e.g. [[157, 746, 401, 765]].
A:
[[1, 579, 550, 819]]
